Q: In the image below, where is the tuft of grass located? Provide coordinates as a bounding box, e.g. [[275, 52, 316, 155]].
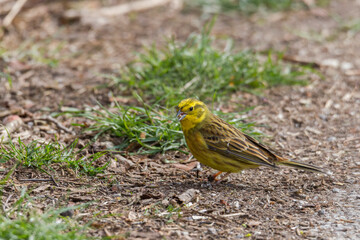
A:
[[82, 103, 185, 155], [0, 212, 89, 240], [82, 101, 261, 155], [0, 189, 90, 240], [187, 0, 300, 14], [0, 39, 64, 68], [334, 15, 360, 37], [112, 19, 308, 107], [0, 138, 108, 176], [186, 0, 330, 14], [0, 71, 13, 89]]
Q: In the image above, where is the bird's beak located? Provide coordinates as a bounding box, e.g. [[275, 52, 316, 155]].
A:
[[176, 109, 187, 121]]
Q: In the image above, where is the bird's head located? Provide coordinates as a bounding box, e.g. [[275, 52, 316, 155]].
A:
[[176, 98, 209, 130]]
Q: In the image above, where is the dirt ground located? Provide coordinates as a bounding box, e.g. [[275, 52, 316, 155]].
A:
[[1, 0, 359, 239]]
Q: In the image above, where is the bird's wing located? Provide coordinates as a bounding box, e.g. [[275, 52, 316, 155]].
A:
[[199, 117, 277, 168]]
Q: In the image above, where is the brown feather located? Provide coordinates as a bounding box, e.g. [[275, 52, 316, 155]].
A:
[[199, 114, 277, 168]]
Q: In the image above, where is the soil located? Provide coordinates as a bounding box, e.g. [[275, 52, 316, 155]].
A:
[[1, 0, 359, 239]]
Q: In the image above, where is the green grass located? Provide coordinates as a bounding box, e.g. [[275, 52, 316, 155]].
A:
[[0, 138, 109, 176], [111, 19, 308, 107], [0, 189, 90, 240], [186, 0, 330, 14], [0, 39, 64, 68], [0, 71, 12, 89], [334, 15, 360, 37], [81, 100, 261, 155]]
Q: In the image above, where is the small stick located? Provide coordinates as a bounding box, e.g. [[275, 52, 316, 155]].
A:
[[1, 193, 13, 217], [282, 55, 320, 68], [64, 0, 175, 20], [345, 69, 360, 76], [50, 174, 59, 187], [220, 212, 248, 218], [3, 0, 28, 27], [37, 116, 74, 134], [0, 0, 13, 4], [190, 209, 228, 223], [99, 0, 172, 16], [18, 179, 54, 182], [19, 176, 59, 186]]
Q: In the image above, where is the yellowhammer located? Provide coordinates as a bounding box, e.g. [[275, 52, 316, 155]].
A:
[[176, 98, 323, 181]]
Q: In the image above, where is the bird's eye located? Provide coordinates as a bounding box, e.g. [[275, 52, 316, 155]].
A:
[[189, 107, 193, 111]]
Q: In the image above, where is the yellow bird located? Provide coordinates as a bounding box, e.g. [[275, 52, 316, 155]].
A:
[[176, 98, 323, 181]]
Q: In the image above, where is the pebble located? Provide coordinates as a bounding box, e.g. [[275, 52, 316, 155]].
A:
[[208, 227, 217, 235], [327, 136, 336, 142], [319, 114, 328, 121], [340, 62, 353, 70], [233, 201, 240, 209], [332, 188, 341, 193], [322, 58, 339, 68], [318, 209, 326, 216]]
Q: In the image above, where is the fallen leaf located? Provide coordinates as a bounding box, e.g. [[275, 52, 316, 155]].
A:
[[140, 190, 164, 200], [176, 189, 199, 204], [32, 184, 51, 193], [172, 161, 198, 171], [248, 220, 261, 227], [127, 211, 138, 221]]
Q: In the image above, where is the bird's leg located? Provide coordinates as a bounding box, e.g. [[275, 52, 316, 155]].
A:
[[216, 172, 231, 182], [208, 171, 223, 182], [208, 171, 231, 183]]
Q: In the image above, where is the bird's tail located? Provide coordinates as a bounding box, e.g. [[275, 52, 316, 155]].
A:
[[277, 158, 324, 173]]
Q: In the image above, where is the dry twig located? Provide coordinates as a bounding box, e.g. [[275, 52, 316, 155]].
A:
[[282, 55, 320, 68], [37, 116, 75, 134], [0, 115, 23, 142], [3, 0, 28, 27], [64, 0, 180, 22]]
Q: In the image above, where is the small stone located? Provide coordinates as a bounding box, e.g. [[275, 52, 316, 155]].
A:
[[207, 227, 217, 235], [319, 114, 327, 121], [341, 62, 353, 70], [176, 189, 199, 204], [100, 141, 115, 149], [114, 154, 134, 168], [248, 220, 261, 227], [109, 159, 117, 168], [233, 201, 240, 209], [317, 209, 326, 216], [332, 188, 340, 193], [321, 58, 339, 68], [127, 211, 137, 221], [162, 199, 169, 206]]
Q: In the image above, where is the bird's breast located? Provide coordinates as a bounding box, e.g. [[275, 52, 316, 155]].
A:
[[184, 130, 207, 155]]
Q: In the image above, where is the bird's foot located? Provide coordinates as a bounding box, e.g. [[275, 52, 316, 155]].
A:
[[208, 172, 231, 184]]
